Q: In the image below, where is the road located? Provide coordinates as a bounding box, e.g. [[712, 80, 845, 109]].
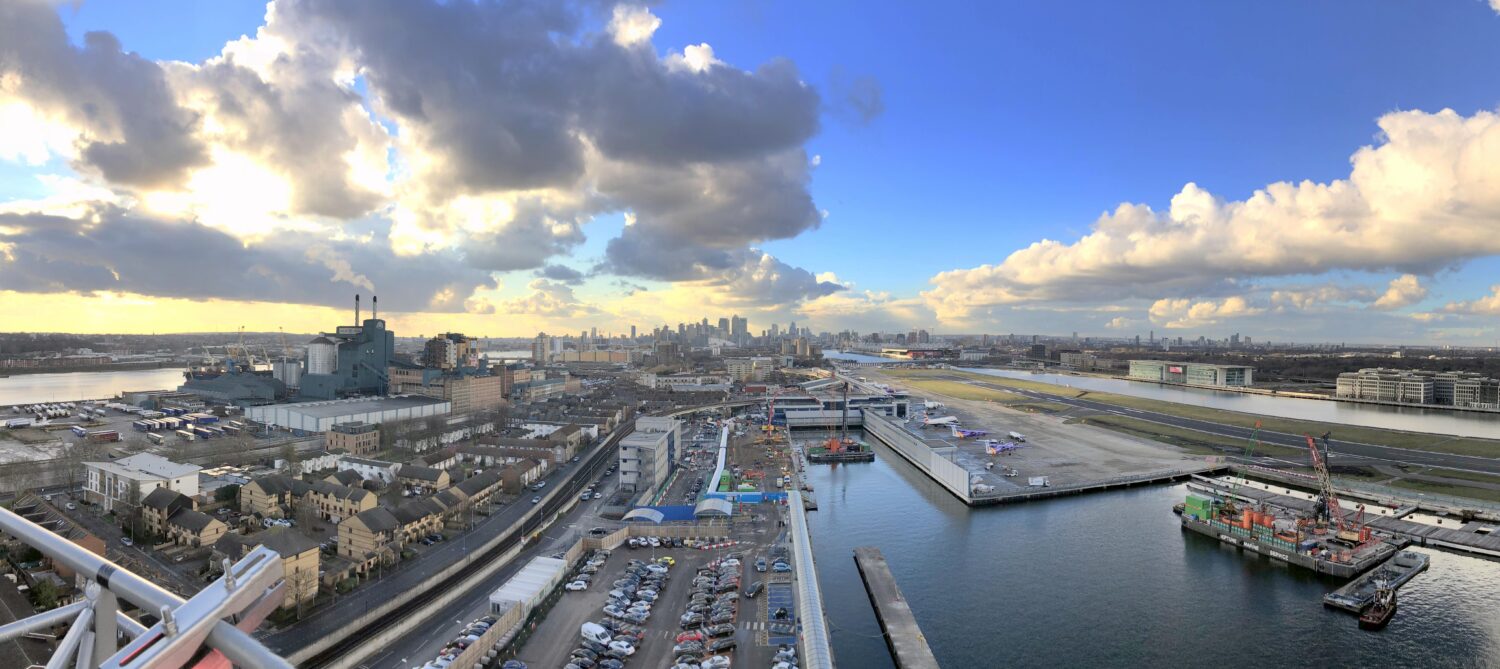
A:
[[944, 375, 1500, 475], [364, 477, 621, 669], [263, 427, 624, 658]]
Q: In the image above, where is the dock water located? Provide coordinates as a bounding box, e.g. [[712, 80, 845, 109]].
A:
[[852, 546, 941, 669]]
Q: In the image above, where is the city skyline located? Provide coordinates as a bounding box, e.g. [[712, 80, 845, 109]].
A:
[[4, 1, 1500, 344]]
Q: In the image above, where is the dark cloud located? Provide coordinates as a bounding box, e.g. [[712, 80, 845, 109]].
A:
[[0, 207, 495, 312], [0, 1, 208, 188], [535, 264, 586, 285], [600, 149, 821, 277], [459, 205, 587, 272], [278, 0, 587, 195], [583, 50, 820, 165]]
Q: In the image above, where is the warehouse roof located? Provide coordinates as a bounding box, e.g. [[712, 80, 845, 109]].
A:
[[258, 395, 448, 419]]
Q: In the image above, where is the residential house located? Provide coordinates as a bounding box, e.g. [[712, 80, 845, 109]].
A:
[[214, 529, 320, 609], [84, 453, 201, 512]]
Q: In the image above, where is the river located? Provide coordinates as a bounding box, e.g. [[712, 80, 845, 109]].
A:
[[0, 367, 187, 405], [958, 368, 1500, 439], [801, 441, 1500, 668], [826, 350, 1500, 437]]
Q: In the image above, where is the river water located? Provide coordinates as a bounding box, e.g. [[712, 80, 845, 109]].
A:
[[802, 442, 1500, 668], [960, 368, 1500, 439], [0, 367, 186, 405], [825, 351, 1500, 438]]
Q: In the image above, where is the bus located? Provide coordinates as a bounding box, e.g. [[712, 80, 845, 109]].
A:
[[175, 429, 195, 441]]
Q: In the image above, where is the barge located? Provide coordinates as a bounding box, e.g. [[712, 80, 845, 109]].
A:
[[1179, 493, 1401, 579], [1323, 550, 1430, 613]]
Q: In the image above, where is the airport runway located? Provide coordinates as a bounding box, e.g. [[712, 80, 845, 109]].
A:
[[939, 375, 1500, 476]]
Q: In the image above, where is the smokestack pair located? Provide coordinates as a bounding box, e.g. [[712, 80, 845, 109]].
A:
[[355, 294, 379, 324]]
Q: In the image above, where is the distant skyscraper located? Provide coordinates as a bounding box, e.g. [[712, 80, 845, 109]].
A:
[[630, 325, 637, 339], [731, 315, 747, 340]]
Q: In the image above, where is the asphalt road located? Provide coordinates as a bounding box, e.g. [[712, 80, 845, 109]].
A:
[[262, 430, 622, 657], [365, 478, 622, 669], [943, 375, 1500, 475]]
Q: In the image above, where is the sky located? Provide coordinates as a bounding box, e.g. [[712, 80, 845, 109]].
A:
[[3, 0, 1500, 343]]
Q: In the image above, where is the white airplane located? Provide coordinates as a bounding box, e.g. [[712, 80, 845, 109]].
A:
[[922, 415, 959, 427]]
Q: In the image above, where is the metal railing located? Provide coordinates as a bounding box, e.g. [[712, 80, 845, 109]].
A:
[[0, 505, 292, 669]]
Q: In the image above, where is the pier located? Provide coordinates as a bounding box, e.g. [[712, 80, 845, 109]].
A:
[[852, 546, 941, 669], [863, 410, 1224, 506]]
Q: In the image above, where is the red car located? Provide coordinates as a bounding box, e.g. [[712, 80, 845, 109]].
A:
[[675, 631, 705, 644]]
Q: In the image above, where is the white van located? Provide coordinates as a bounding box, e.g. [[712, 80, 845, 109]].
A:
[[581, 622, 612, 645]]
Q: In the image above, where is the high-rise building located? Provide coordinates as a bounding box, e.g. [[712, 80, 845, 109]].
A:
[[630, 325, 637, 339], [531, 333, 553, 363]]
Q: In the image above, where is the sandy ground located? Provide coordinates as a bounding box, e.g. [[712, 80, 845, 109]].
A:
[[869, 369, 1209, 489]]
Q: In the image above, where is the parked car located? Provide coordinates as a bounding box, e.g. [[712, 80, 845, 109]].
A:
[[745, 581, 764, 598], [531, 496, 541, 504], [706, 623, 735, 638], [708, 638, 737, 652], [755, 557, 767, 572], [772, 560, 792, 572], [566, 581, 589, 591], [120, 537, 133, 547]]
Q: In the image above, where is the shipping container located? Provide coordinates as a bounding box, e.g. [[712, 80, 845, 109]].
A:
[[175, 429, 196, 441], [146, 433, 166, 445]]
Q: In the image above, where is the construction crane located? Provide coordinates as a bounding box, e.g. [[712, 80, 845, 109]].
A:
[[1218, 421, 1263, 516], [279, 326, 293, 361], [1305, 432, 1368, 546]]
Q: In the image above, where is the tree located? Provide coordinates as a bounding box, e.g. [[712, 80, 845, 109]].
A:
[[215, 484, 240, 504], [122, 480, 144, 541], [280, 443, 300, 476], [30, 578, 59, 609]]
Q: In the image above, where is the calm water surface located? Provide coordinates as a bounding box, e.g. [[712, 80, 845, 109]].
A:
[[802, 440, 1500, 668], [0, 368, 186, 405]]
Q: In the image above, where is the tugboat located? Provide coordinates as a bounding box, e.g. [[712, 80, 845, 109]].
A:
[[1359, 581, 1397, 630]]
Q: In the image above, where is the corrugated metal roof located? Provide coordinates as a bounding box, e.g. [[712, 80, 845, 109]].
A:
[[489, 556, 567, 610], [622, 508, 665, 524]]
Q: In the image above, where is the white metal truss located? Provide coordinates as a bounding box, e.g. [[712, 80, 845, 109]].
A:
[[0, 506, 293, 669]]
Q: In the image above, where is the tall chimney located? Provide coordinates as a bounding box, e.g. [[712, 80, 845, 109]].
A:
[[373, 295, 378, 320], [355, 294, 361, 325]]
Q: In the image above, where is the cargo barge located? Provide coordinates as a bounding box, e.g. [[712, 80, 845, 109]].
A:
[[1323, 550, 1430, 613], [1179, 493, 1400, 579]]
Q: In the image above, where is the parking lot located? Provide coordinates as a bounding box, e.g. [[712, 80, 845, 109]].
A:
[[517, 528, 792, 669]]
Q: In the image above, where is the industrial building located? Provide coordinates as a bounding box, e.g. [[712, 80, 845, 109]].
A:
[[1128, 360, 1254, 387], [619, 416, 680, 495], [244, 395, 450, 433], [389, 363, 505, 414], [1335, 368, 1500, 408], [299, 295, 397, 400], [177, 365, 287, 406]]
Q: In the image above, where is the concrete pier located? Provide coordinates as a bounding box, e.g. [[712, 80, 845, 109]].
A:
[[852, 546, 941, 669]]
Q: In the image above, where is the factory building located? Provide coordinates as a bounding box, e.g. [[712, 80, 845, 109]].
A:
[[245, 395, 450, 433], [1335, 368, 1500, 408], [177, 366, 287, 406], [389, 363, 505, 414], [299, 295, 397, 400], [1128, 360, 1254, 387]]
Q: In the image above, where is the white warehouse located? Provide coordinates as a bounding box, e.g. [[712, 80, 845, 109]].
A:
[[244, 395, 451, 433]]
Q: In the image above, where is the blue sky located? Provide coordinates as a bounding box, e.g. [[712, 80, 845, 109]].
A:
[[5, 0, 1500, 341]]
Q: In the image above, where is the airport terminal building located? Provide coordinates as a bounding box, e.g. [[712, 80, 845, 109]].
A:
[[1128, 360, 1254, 387]]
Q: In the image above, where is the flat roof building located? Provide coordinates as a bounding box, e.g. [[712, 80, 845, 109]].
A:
[[619, 417, 680, 496], [245, 395, 450, 433], [1128, 360, 1254, 387], [84, 453, 201, 512]]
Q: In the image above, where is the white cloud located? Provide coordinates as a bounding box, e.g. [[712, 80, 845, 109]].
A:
[[924, 109, 1500, 321], [1105, 316, 1136, 330], [666, 44, 721, 74], [1149, 296, 1263, 329], [1492, 0, 1500, 15], [609, 4, 661, 48], [1373, 274, 1428, 310], [1442, 285, 1500, 315]]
